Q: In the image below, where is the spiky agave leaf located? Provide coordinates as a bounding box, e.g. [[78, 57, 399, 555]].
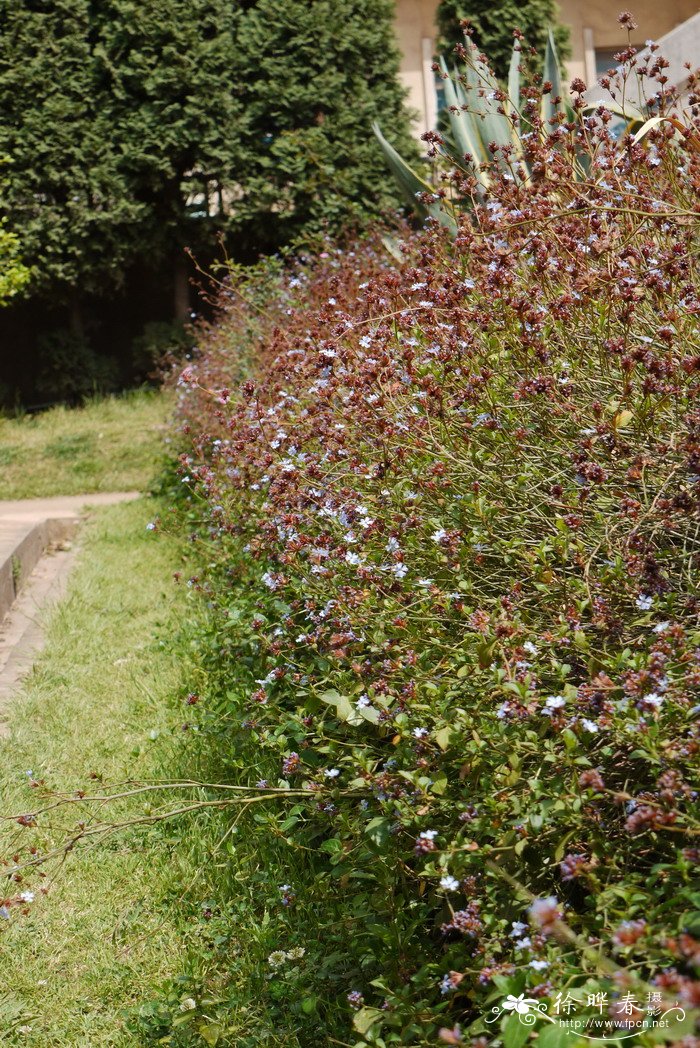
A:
[[374, 26, 693, 238], [456, 59, 529, 183], [438, 57, 490, 197], [460, 36, 515, 154], [372, 122, 458, 235], [541, 29, 568, 127], [507, 40, 522, 118], [380, 233, 404, 262]]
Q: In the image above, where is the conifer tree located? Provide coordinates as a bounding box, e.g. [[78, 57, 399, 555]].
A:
[[0, 0, 142, 319], [93, 0, 239, 319], [227, 0, 416, 256], [0, 0, 414, 329], [0, 164, 29, 304], [437, 0, 570, 81]]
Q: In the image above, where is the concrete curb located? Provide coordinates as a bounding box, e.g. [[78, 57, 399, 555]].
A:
[[0, 492, 142, 621], [0, 541, 80, 734], [0, 492, 141, 731], [0, 517, 79, 621]]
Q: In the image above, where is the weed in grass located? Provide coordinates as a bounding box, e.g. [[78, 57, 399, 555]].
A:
[[0, 444, 20, 466], [10, 554, 21, 589], [45, 432, 96, 459]]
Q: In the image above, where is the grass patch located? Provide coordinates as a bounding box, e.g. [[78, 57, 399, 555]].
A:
[[0, 390, 173, 499], [0, 498, 196, 1046]]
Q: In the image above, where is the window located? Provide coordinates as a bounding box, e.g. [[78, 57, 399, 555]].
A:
[[594, 45, 641, 78]]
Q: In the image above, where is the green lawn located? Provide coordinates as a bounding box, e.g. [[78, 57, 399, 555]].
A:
[[0, 390, 173, 499], [0, 498, 196, 1046]]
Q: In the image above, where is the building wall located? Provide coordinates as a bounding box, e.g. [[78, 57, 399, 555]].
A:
[[394, 0, 441, 137], [394, 0, 700, 133], [559, 0, 699, 86]]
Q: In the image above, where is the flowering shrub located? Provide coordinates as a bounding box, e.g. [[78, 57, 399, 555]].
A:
[[173, 60, 700, 1045]]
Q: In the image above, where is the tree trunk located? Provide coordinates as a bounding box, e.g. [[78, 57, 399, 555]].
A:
[[69, 294, 84, 341], [174, 253, 189, 324]]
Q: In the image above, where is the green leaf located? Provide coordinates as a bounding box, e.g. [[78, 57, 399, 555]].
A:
[[458, 42, 517, 163], [337, 694, 364, 725], [319, 689, 363, 726], [478, 640, 496, 668], [199, 1024, 223, 1046], [554, 830, 576, 862], [365, 817, 392, 849], [435, 725, 452, 750], [646, 1009, 699, 1041], [562, 728, 578, 752], [352, 1006, 384, 1035], [319, 689, 342, 705], [683, 911, 700, 936], [172, 1013, 196, 1026], [502, 1011, 531, 1048], [537, 1023, 571, 1047], [357, 703, 380, 725]]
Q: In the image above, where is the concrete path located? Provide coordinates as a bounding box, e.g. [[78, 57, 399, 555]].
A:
[[0, 492, 140, 733]]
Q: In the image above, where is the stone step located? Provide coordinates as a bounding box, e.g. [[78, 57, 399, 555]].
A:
[[0, 491, 142, 732]]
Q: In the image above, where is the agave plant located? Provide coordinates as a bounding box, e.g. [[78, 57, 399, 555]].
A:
[[374, 30, 664, 233]]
